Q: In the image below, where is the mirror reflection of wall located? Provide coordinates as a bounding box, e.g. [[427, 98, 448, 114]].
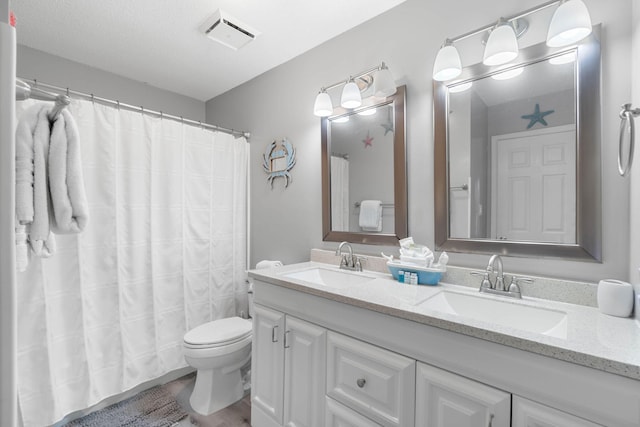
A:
[[448, 52, 577, 244], [330, 104, 395, 234]]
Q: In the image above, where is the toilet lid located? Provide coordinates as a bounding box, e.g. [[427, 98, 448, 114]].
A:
[[184, 317, 252, 346]]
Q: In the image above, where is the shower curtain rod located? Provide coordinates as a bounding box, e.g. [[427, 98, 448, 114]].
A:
[[18, 78, 251, 140]]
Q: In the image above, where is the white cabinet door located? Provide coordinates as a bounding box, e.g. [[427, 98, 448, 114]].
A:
[[283, 315, 327, 427], [415, 362, 510, 427], [252, 304, 286, 427], [512, 396, 602, 427]]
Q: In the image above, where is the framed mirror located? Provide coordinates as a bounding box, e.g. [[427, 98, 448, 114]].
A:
[[322, 85, 407, 245], [434, 29, 601, 261]]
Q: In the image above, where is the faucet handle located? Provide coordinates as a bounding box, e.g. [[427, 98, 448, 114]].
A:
[[471, 271, 492, 290], [507, 276, 533, 298]]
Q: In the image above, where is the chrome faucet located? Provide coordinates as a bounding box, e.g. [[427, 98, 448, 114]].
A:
[[487, 254, 506, 291], [471, 255, 532, 299], [335, 242, 363, 271]]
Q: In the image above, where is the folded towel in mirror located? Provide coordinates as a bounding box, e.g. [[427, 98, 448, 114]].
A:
[[359, 200, 382, 232]]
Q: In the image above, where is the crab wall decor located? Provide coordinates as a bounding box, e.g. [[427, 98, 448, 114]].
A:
[[263, 138, 296, 188]]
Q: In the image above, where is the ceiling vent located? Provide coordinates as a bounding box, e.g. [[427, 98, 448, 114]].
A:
[[201, 9, 259, 51]]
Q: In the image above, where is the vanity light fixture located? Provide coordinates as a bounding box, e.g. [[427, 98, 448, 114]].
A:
[[432, 0, 592, 81], [547, 0, 592, 47], [313, 88, 333, 117], [313, 62, 396, 117], [433, 39, 462, 81], [483, 18, 519, 66], [341, 77, 362, 109], [374, 63, 396, 98]]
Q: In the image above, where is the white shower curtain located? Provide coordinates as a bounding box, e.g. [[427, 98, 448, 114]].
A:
[[330, 156, 350, 232], [15, 98, 248, 427]]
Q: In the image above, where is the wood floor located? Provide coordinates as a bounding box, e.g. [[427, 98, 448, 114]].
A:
[[166, 373, 252, 427]]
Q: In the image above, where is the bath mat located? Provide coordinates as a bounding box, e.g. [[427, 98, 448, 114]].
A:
[[63, 385, 188, 427]]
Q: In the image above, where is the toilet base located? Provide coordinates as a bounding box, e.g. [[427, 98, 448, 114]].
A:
[[190, 367, 244, 416]]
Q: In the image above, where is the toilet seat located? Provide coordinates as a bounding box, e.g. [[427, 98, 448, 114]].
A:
[[184, 317, 252, 349]]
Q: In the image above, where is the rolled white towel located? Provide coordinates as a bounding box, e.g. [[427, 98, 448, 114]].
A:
[[256, 260, 283, 269], [24, 105, 56, 257], [49, 109, 89, 234]]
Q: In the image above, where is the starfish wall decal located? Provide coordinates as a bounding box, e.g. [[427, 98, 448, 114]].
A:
[[521, 103, 555, 129], [381, 121, 394, 135], [362, 131, 374, 148]]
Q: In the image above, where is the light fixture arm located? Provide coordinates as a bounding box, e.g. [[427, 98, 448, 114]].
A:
[[448, 0, 561, 44], [321, 62, 386, 92]]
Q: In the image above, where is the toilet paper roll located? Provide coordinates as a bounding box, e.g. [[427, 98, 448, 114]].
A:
[[597, 279, 634, 318], [256, 260, 283, 269]]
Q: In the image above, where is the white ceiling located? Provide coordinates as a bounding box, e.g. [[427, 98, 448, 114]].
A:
[[12, 0, 408, 101]]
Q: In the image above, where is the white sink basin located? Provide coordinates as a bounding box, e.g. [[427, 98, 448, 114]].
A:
[[282, 267, 375, 289], [418, 291, 568, 338]]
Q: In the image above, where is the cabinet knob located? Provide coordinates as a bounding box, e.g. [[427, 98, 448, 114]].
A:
[[356, 378, 366, 388]]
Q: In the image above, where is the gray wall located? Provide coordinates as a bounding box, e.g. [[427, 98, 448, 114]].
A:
[[630, 3, 640, 290], [206, 0, 633, 283], [17, 45, 205, 121]]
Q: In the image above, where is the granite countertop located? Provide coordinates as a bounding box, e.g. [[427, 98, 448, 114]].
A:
[[249, 261, 640, 381]]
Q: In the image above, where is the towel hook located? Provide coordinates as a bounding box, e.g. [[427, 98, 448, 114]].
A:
[[618, 103, 640, 176]]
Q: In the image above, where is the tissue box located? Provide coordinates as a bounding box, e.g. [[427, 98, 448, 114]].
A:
[[386, 260, 445, 286]]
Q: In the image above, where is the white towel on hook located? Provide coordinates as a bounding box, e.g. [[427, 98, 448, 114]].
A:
[[359, 200, 382, 232], [15, 104, 56, 257], [49, 109, 89, 234]]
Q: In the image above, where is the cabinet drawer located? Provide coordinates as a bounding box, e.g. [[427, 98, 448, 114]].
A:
[[326, 332, 415, 427], [513, 396, 603, 427], [325, 397, 381, 427]]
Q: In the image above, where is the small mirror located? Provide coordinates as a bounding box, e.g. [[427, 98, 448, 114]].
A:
[[434, 30, 601, 261], [322, 86, 407, 245]]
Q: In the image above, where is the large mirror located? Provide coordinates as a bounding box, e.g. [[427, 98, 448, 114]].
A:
[[322, 85, 407, 245], [434, 29, 601, 261]]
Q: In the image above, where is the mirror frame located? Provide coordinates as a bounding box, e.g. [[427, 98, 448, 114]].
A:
[[322, 85, 407, 245], [434, 28, 602, 261]]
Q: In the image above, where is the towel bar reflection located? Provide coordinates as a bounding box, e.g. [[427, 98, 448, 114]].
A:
[[354, 202, 394, 208], [618, 103, 640, 177], [450, 184, 469, 191]]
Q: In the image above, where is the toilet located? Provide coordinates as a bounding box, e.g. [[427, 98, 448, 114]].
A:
[[183, 292, 253, 415]]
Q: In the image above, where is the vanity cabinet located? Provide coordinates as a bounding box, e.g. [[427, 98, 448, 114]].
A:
[[512, 396, 603, 427], [251, 278, 640, 427], [415, 363, 510, 427], [252, 304, 327, 427]]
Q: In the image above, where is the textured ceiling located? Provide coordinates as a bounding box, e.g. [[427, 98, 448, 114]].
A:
[[12, 0, 408, 101]]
